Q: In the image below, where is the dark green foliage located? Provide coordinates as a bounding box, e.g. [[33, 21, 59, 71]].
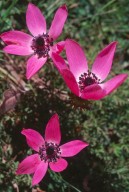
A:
[[0, 0, 129, 191]]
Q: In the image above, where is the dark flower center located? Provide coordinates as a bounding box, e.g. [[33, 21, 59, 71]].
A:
[[31, 33, 53, 59], [46, 146, 55, 156], [35, 36, 45, 46], [39, 142, 61, 163], [78, 70, 100, 91]]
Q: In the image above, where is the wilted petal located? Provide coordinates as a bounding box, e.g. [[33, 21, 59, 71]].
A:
[[61, 69, 79, 96], [3, 45, 32, 56], [60, 140, 88, 157], [51, 52, 68, 72], [16, 154, 41, 174], [65, 39, 88, 81], [49, 158, 68, 172], [0, 30, 33, 46], [45, 114, 61, 145], [92, 42, 117, 81], [100, 73, 128, 96], [22, 129, 45, 152], [48, 5, 68, 40], [26, 55, 47, 79], [81, 84, 106, 100], [32, 161, 48, 186], [26, 3, 46, 36]]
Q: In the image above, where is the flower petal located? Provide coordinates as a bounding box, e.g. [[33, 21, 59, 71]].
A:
[[48, 5, 68, 40], [45, 114, 61, 145], [51, 41, 65, 54], [91, 41, 117, 81], [26, 3, 46, 36], [60, 140, 89, 157], [49, 158, 68, 172], [100, 73, 128, 96], [22, 129, 45, 152], [32, 161, 48, 186], [16, 154, 41, 175], [3, 45, 32, 56], [26, 55, 47, 79], [81, 84, 106, 100], [61, 69, 79, 96], [51, 52, 68, 72], [0, 30, 33, 46], [65, 39, 88, 81]]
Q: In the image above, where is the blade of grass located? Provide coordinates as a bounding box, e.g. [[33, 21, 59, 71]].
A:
[[2, 0, 18, 19]]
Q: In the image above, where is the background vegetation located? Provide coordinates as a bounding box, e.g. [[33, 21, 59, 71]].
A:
[[0, 0, 129, 191]]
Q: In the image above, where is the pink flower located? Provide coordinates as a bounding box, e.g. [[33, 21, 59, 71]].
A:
[[0, 3, 68, 79], [16, 114, 88, 186], [53, 39, 128, 100]]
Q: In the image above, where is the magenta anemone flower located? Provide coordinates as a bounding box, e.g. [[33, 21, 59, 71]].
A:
[[53, 39, 128, 100], [16, 114, 88, 186], [0, 3, 68, 79]]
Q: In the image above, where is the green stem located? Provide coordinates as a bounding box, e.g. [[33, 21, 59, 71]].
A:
[[61, 177, 82, 192], [49, 170, 82, 192]]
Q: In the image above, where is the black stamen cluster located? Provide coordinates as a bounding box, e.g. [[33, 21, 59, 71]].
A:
[[78, 70, 100, 91], [31, 33, 53, 58], [39, 141, 61, 163]]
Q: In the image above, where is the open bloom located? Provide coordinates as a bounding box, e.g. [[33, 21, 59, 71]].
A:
[[0, 3, 68, 79], [53, 39, 128, 100], [16, 114, 88, 186]]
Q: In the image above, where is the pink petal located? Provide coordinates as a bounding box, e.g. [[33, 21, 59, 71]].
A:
[[32, 161, 48, 186], [26, 55, 47, 79], [22, 129, 45, 152], [0, 30, 33, 46], [26, 3, 46, 36], [16, 154, 41, 175], [81, 84, 106, 100], [61, 69, 79, 96], [65, 39, 88, 81], [45, 114, 61, 145], [3, 45, 32, 56], [49, 158, 68, 172], [100, 73, 128, 96], [51, 41, 65, 54], [91, 41, 117, 81], [51, 52, 68, 72], [60, 140, 89, 157], [48, 5, 68, 40]]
